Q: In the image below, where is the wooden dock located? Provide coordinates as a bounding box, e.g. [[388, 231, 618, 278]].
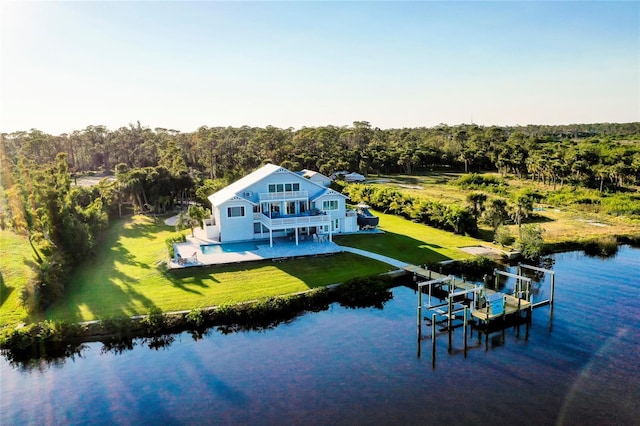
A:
[[408, 262, 556, 363], [403, 264, 534, 325]]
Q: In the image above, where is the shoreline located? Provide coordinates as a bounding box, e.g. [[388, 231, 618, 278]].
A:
[[2, 238, 639, 360]]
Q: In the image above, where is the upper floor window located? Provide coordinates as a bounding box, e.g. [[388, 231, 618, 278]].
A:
[[323, 200, 339, 210], [228, 206, 245, 217], [268, 183, 300, 193]]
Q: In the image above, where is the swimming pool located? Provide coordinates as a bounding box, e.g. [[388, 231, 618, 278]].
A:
[[200, 241, 259, 255]]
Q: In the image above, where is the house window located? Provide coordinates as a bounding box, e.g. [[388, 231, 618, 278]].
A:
[[228, 206, 245, 217], [268, 184, 284, 193], [269, 183, 299, 193], [253, 223, 268, 233], [323, 200, 338, 210]]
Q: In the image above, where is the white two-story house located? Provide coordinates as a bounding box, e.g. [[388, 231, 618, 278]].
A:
[[204, 164, 358, 246]]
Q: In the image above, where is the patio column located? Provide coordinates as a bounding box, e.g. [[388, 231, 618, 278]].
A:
[[329, 224, 333, 242], [269, 228, 273, 247], [295, 228, 299, 246]]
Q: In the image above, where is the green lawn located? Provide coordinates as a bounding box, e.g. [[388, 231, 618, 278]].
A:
[[43, 216, 393, 323], [0, 230, 32, 326], [4, 209, 491, 326], [335, 210, 481, 265]]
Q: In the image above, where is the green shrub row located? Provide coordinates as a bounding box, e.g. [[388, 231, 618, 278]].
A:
[[439, 256, 498, 282], [452, 173, 508, 192], [344, 184, 477, 235]]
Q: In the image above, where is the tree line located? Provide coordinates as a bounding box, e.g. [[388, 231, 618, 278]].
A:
[[3, 121, 640, 191]]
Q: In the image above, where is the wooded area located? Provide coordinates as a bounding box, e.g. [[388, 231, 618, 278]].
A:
[[3, 121, 640, 188]]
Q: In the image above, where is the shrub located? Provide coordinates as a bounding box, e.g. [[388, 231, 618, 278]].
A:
[[142, 307, 166, 335], [335, 275, 393, 309], [20, 252, 70, 313], [101, 315, 134, 338], [518, 224, 545, 260], [584, 236, 619, 258], [344, 184, 478, 235], [186, 308, 205, 328], [440, 256, 497, 282], [453, 173, 507, 190], [494, 225, 515, 247], [165, 234, 187, 258]]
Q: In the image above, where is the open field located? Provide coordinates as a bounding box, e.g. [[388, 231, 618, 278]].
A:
[[366, 171, 640, 245]]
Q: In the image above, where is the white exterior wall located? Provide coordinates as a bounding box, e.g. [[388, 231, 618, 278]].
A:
[[205, 209, 222, 239], [344, 212, 358, 232], [217, 201, 254, 242], [315, 194, 349, 233]]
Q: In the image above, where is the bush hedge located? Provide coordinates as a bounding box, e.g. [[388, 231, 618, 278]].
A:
[[344, 184, 478, 235]]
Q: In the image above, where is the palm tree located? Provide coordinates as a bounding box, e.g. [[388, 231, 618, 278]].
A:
[[482, 198, 509, 232], [175, 205, 208, 237], [466, 192, 487, 218], [510, 194, 533, 234]]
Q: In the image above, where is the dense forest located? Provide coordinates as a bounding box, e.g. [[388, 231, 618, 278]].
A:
[[3, 121, 640, 186], [1, 121, 639, 312]]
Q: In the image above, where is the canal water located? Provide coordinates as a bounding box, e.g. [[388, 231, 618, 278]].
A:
[[2, 247, 639, 425]]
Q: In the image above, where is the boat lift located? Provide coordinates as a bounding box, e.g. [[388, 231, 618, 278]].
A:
[[413, 263, 557, 364]]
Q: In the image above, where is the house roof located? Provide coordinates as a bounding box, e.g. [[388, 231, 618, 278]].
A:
[[309, 188, 347, 201], [208, 163, 279, 207], [298, 169, 332, 181], [208, 163, 346, 207]]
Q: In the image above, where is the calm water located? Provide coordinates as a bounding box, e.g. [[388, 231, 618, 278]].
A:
[[2, 247, 639, 425], [200, 241, 259, 255]]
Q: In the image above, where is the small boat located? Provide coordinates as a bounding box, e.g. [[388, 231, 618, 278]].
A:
[[356, 204, 379, 228]]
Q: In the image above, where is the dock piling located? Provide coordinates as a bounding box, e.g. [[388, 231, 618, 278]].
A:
[[463, 306, 468, 356]]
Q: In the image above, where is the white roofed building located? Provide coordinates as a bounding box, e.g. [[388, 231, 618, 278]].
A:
[[204, 164, 358, 247]]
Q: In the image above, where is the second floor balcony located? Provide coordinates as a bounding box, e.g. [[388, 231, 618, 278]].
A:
[[259, 190, 308, 202], [255, 210, 331, 229]]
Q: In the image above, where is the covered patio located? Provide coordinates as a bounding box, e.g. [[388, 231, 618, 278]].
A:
[[256, 210, 333, 247]]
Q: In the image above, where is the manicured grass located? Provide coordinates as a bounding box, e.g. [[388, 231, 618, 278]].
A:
[[0, 230, 32, 327], [335, 210, 480, 265], [43, 216, 393, 323]]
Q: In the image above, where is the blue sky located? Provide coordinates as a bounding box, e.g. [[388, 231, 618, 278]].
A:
[[1, 1, 638, 134]]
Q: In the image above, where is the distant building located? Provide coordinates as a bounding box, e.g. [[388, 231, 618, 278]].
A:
[[329, 170, 366, 182], [297, 169, 332, 187], [344, 172, 365, 183]]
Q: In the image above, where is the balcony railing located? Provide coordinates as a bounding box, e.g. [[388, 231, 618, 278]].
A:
[[258, 212, 330, 229], [259, 190, 308, 202]]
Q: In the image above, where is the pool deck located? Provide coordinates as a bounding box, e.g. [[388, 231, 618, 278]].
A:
[[170, 227, 345, 268]]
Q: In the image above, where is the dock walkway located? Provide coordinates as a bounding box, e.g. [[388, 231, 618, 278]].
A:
[[402, 264, 532, 324]]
